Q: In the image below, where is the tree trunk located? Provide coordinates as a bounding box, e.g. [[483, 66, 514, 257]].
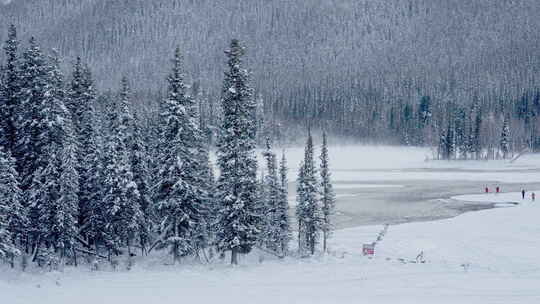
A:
[[31, 235, 42, 263], [140, 236, 146, 256], [298, 221, 302, 254], [323, 231, 327, 253], [231, 247, 238, 265], [173, 242, 179, 264], [310, 229, 315, 255]]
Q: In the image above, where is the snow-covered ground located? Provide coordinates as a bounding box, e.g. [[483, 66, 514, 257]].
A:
[[3, 147, 540, 304], [2, 191, 540, 304]]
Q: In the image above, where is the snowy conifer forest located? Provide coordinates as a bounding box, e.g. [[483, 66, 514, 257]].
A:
[[0, 25, 339, 267], [1, 0, 540, 154], [2, 1, 540, 303]]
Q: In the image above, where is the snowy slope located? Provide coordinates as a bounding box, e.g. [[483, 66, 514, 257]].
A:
[[2, 191, 540, 304]]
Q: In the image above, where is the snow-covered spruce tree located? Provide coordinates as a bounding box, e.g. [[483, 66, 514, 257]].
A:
[[276, 151, 291, 256], [215, 39, 261, 265], [68, 58, 93, 231], [296, 162, 306, 251], [68, 61, 103, 246], [153, 48, 208, 263], [47, 52, 79, 261], [0, 149, 25, 265], [319, 132, 335, 253], [0, 25, 20, 152], [101, 78, 142, 259], [500, 114, 510, 159], [27, 50, 80, 263], [257, 169, 268, 247], [296, 131, 321, 256], [261, 138, 282, 253], [117, 78, 144, 257]]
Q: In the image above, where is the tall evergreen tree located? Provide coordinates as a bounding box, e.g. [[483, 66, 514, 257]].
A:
[[261, 138, 280, 253], [68, 61, 102, 243], [27, 50, 79, 261], [319, 132, 335, 253], [215, 39, 260, 265], [296, 132, 321, 256], [153, 48, 208, 263], [101, 78, 142, 257], [276, 151, 291, 256]]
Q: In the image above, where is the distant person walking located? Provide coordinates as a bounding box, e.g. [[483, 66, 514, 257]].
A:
[[485, 187, 489, 193], [496, 186, 500, 194], [532, 192, 536, 202], [522, 189, 526, 199]]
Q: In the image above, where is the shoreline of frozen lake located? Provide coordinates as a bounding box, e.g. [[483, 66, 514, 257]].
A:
[[287, 175, 540, 228]]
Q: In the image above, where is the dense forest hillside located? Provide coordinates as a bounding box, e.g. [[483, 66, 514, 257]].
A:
[[1, 0, 540, 149]]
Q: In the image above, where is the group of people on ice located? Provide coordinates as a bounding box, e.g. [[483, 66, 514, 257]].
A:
[[521, 189, 535, 201], [484, 186, 535, 201]]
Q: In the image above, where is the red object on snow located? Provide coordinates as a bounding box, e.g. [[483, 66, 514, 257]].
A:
[[363, 244, 375, 256]]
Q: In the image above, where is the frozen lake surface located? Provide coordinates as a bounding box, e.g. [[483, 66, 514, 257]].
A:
[[283, 146, 540, 228]]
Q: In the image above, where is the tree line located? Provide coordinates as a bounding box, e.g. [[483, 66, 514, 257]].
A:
[[1, 0, 539, 150], [0, 26, 336, 268]]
